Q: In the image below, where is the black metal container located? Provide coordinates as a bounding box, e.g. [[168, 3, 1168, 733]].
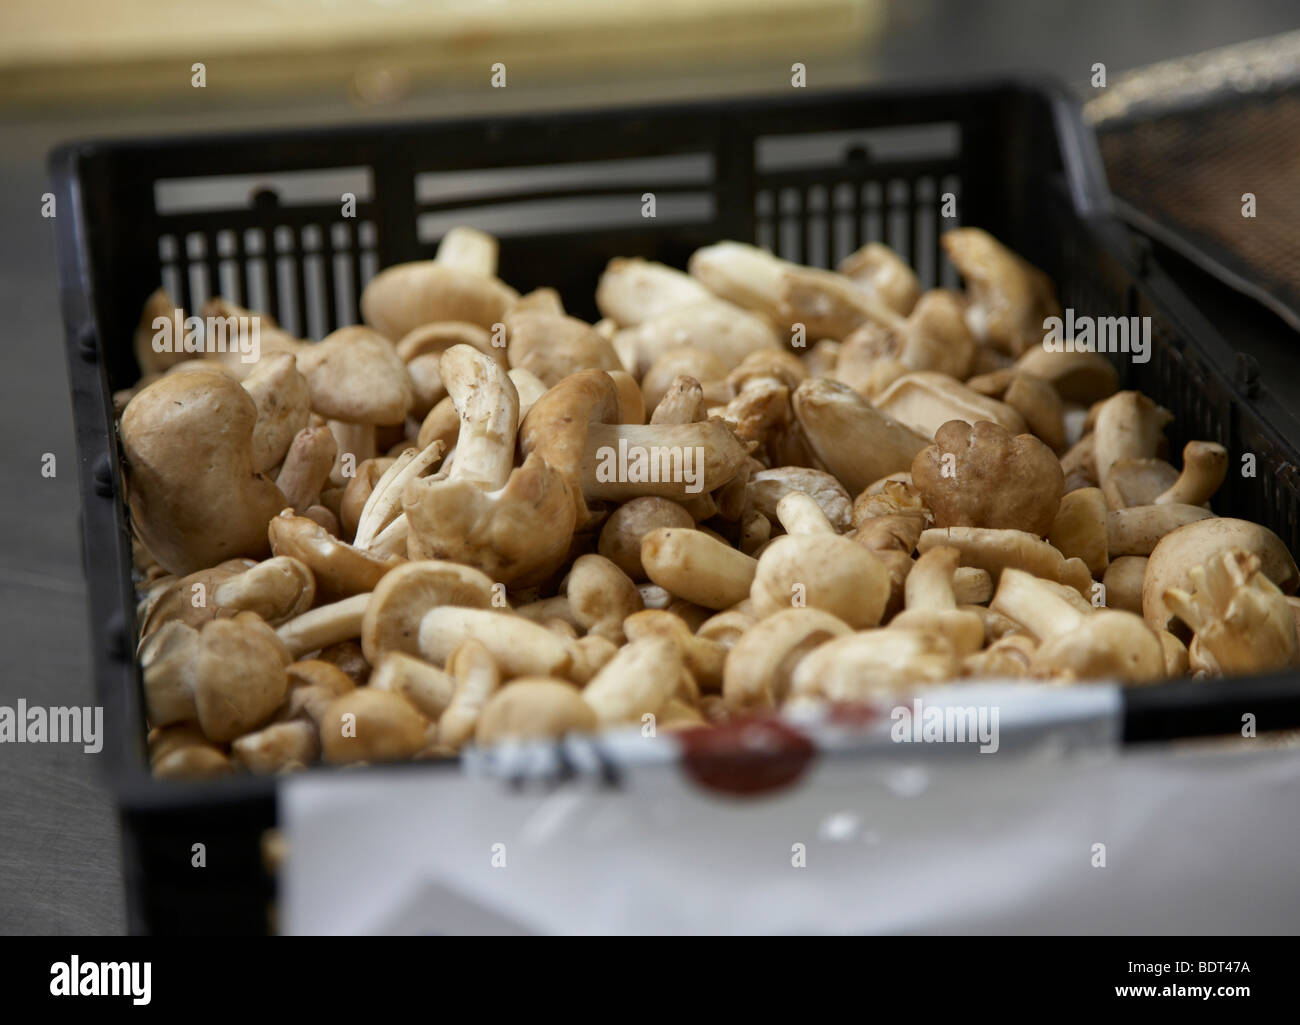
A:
[[49, 78, 1300, 934]]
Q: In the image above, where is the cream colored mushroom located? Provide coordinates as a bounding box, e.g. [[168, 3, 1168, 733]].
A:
[[320, 688, 428, 765], [418, 607, 571, 678], [241, 352, 311, 473], [361, 559, 496, 663], [991, 568, 1164, 683], [369, 651, 457, 721], [581, 636, 682, 726], [721, 607, 851, 712], [941, 227, 1060, 356], [888, 546, 984, 655], [475, 679, 597, 746], [595, 257, 715, 326], [564, 554, 643, 643], [640, 527, 757, 610]]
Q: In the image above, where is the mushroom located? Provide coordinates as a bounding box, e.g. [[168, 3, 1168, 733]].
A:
[[873, 371, 1027, 438], [746, 493, 890, 626], [747, 467, 853, 533], [241, 352, 311, 473], [837, 241, 921, 316], [506, 309, 623, 387], [1142, 518, 1299, 633], [564, 554, 643, 643], [275, 425, 338, 514], [640, 527, 757, 610], [721, 607, 850, 711], [437, 638, 503, 750], [369, 651, 457, 721], [120, 370, 287, 575], [418, 607, 571, 678], [1013, 347, 1118, 405], [641, 349, 728, 413], [687, 241, 790, 323], [231, 719, 320, 774], [835, 289, 977, 389], [350, 438, 448, 551], [517, 368, 622, 524], [394, 321, 506, 417], [1164, 550, 1300, 675], [917, 526, 1093, 595], [134, 288, 190, 375], [475, 680, 597, 745], [404, 345, 576, 586], [579, 421, 750, 504], [140, 612, 292, 742], [360, 230, 516, 339], [613, 299, 779, 376], [888, 546, 985, 655], [149, 724, 233, 779], [623, 610, 727, 691], [911, 419, 1064, 536], [1101, 556, 1148, 614], [1047, 487, 1110, 576], [597, 498, 696, 580], [320, 688, 429, 765], [991, 568, 1164, 683], [1107, 503, 1216, 557], [607, 370, 646, 424], [941, 227, 1060, 356], [1092, 391, 1173, 495], [1101, 458, 1180, 508], [268, 510, 402, 601], [276, 593, 372, 658], [788, 629, 962, 702], [710, 350, 806, 451], [295, 326, 414, 485], [595, 257, 715, 326], [360, 559, 496, 663], [202, 298, 305, 379], [581, 636, 682, 726], [964, 369, 1066, 452], [1154, 441, 1228, 506], [792, 377, 931, 495]]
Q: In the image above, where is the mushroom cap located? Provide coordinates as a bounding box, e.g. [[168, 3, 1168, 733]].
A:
[[1143, 517, 1300, 632], [642, 348, 729, 412], [519, 368, 622, 524], [619, 299, 779, 376], [193, 612, 292, 742], [875, 371, 1028, 438], [596, 256, 715, 326], [120, 369, 287, 575], [792, 377, 931, 495], [395, 320, 504, 365], [748, 467, 853, 533], [1047, 487, 1109, 576], [296, 326, 413, 425], [941, 227, 1060, 356], [320, 688, 428, 764], [1102, 458, 1180, 508], [403, 452, 577, 588], [912, 419, 1064, 536], [1014, 347, 1119, 404], [361, 559, 496, 663], [837, 241, 921, 316], [750, 533, 890, 627], [598, 497, 695, 580], [268, 509, 402, 601], [475, 679, 596, 745], [506, 310, 623, 387], [241, 352, 312, 473], [361, 260, 515, 338]]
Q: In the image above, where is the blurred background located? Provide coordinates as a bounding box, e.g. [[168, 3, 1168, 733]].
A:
[[3, 0, 1300, 934]]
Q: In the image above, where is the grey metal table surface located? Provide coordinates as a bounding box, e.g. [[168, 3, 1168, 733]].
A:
[[2, 0, 1297, 934]]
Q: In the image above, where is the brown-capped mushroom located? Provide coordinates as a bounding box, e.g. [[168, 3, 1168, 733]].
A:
[[120, 370, 288, 575], [141, 612, 292, 742], [360, 559, 496, 663], [241, 352, 311, 473], [320, 688, 429, 765], [911, 419, 1064, 536]]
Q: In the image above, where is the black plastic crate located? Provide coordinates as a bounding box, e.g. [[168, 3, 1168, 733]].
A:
[[48, 78, 1300, 934]]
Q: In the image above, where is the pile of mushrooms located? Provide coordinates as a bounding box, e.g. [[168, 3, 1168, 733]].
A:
[[118, 226, 1300, 778]]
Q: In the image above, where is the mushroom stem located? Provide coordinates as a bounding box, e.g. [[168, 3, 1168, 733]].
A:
[[904, 546, 960, 611], [1155, 441, 1228, 506], [276, 593, 371, 658], [353, 438, 446, 548], [328, 420, 377, 487], [435, 226, 498, 277], [989, 568, 1087, 641], [1107, 503, 1216, 556], [276, 425, 338, 513], [441, 344, 519, 489], [774, 491, 836, 536]]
